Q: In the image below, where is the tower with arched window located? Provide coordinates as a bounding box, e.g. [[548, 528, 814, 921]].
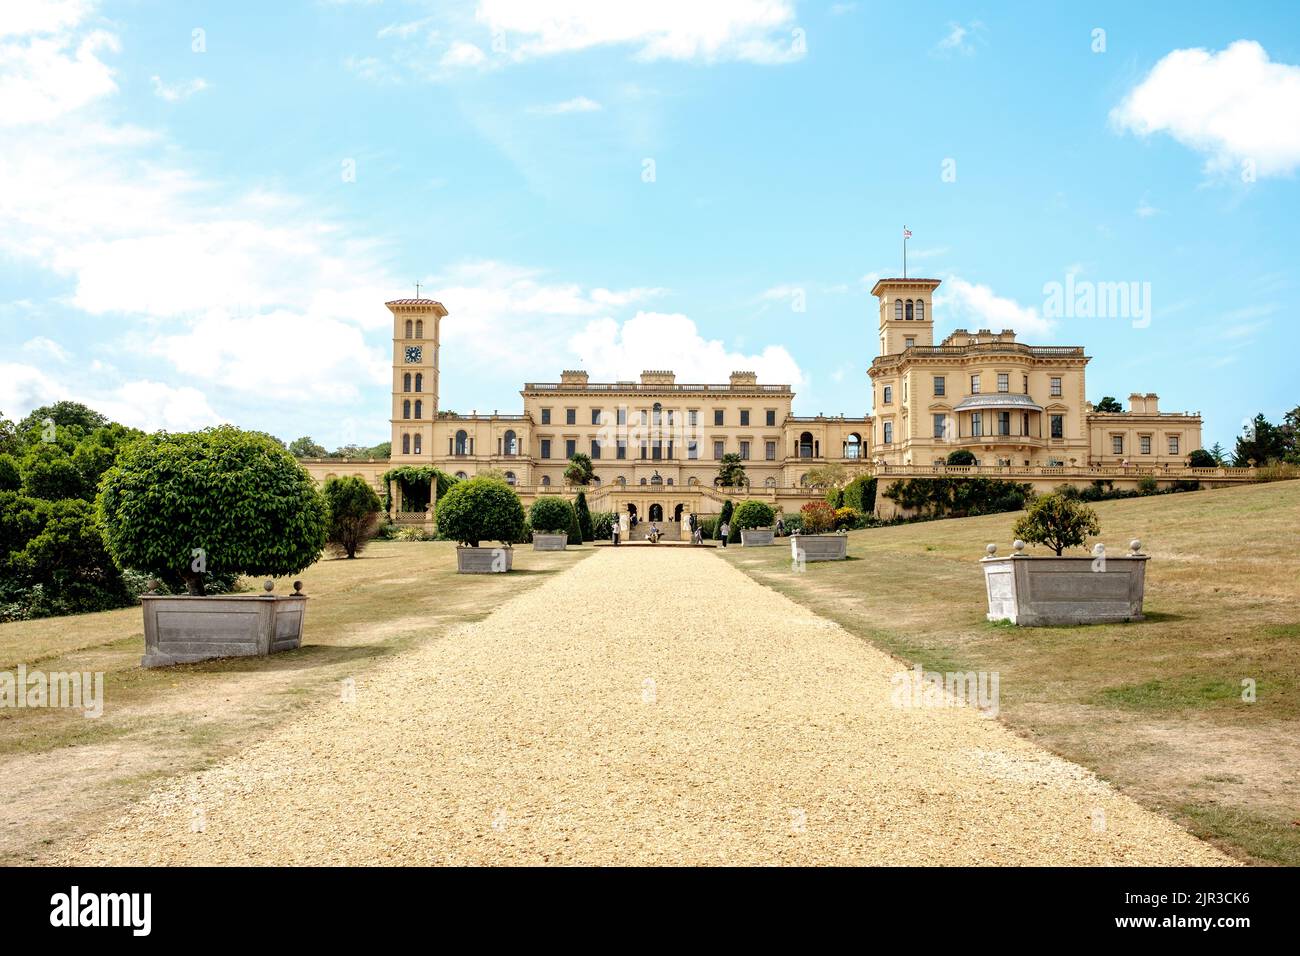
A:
[[873, 277, 939, 357], [389, 295, 448, 463]]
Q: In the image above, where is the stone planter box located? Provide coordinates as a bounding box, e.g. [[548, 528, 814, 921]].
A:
[[981, 541, 1148, 626], [457, 546, 514, 574], [141, 593, 307, 668], [741, 528, 775, 547], [532, 533, 568, 551], [791, 533, 848, 562]]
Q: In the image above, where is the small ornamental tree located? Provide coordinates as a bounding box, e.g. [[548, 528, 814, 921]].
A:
[[715, 499, 734, 541], [566, 502, 584, 546], [1011, 493, 1101, 556], [731, 499, 775, 541], [96, 426, 329, 595], [323, 476, 382, 559], [1187, 448, 1217, 468], [529, 496, 575, 535], [946, 449, 977, 466], [435, 476, 526, 548], [799, 500, 835, 534], [574, 490, 593, 541], [564, 453, 594, 486], [716, 453, 746, 488]]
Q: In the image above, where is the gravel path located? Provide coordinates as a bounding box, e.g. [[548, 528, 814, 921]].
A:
[[65, 548, 1228, 865]]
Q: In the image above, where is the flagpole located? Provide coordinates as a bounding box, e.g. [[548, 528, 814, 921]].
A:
[[903, 225, 907, 279]]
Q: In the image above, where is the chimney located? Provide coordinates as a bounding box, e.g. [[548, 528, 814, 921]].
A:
[[729, 371, 758, 387], [1145, 392, 1159, 413], [560, 370, 589, 386], [1128, 393, 1145, 414], [640, 370, 676, 385]]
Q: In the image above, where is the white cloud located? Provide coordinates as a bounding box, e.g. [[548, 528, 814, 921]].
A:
[[935, 277, 1053, 340], [1111, 40, 1300, 178], [0, 0, 94, 38], [0, 24, 118, 125], [1135, 196, 1159, 218], [473, 0, 803, 65], [150, 74, 208, 101], [94, 380, 222, 432], [569, 311, 805, 386], [440, 40, 487, 69], [0, 362, 61, 414], [933, 21, 984, 57], [21, 336, 71, 362], [528, 95, 602, 115], [377, 17, 435, 41]]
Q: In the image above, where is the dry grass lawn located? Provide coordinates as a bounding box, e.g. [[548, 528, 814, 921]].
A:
[[721, 480, 1300, 864]]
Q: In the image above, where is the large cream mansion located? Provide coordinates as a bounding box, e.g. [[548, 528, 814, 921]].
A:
[[303, 277, 1210, 523]]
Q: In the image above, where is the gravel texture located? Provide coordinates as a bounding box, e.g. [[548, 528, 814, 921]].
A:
[[64, 548, 1229, 865]]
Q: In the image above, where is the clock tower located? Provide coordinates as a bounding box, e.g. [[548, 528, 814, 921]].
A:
[[388, 296, 448, 463]]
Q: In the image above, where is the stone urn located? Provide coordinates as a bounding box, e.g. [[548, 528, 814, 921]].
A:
[[981, 539, 1149, 626]]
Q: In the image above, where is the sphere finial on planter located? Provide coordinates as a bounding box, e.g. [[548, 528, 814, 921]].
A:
[[293, 580, 303, 594], [263, 579, 275, 592], [985, 543, 997, 556], [1129, 539, 1142, 554], [1013, 539, 1025, 553]]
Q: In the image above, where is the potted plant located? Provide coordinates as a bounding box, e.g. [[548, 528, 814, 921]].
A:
[[529, 496, 576, 551], [732, 499, 776, 546], [981, 493, 1148, 626], [790, 499, 848, 561], [435, 476, 526, 573], [96, 426, 329, 667]]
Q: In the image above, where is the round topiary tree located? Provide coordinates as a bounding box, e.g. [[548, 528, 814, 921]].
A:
[[1012, 492, 1100, 556], [435, 476, 526, 548], [529, 496, 575, 535], [946, 449, 977, 466], [96, 426, 329, 595], [731, 499, 775, 543], [323, 476, 382, 559]]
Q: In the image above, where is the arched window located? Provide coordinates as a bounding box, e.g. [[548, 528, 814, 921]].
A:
[[845, 433, 862, 459], [916, 300, 925, 322], [666, 478, 673, 486], [413, 435, 422, 454], [503, 429, 517, 456], [640, 478, 647, 485], [415, 319, 424, 339], [765, 476, 777, 488], [688, 476, 699, 486], [905, 299, 914, 320], [403, 372, 412, 392], [414, 373, 423, 392], [541, 475, 551, 486], [504, 471, 516, 486], [455, 429, 468, 455], [800, 473, 809, 487], [652, 402, 662, 427], [403, 399, 411, 419], [414, 400, 422, 419], [405, 319, 413, 338], [616, 476, 626, 486], [894, 299, 903, 321], [799, 431, 814, 458], [455, 471, 468, 480], [401, 434, 411, 454]]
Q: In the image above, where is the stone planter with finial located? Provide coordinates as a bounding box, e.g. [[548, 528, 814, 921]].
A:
[[140, 579, 310, 667], [981, 539, 1149, 626]]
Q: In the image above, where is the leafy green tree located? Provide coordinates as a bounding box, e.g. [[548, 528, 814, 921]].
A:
[[19, 442, 90, 501], [1094, 396, 1123, 413], [1187, 448, 1217, 468], [368, 441, 391, 458], [0, 412, 18, 456], [96, 426, 328, 595], [0, 491, 49, 564], [1233, 413, 1288, 466], [289, 436, 328, 458], [7, 499, 129, 613], [434, 476, 526, 548], [946, 449, 976, 466], [528, 496, 575, 534], [574, 490, 593, 541], [1208, 442, 1227, 465], [1012, 493, 1100, 556], [563, 452, 594, 486], [842, 475, 877, 514], [731, 499, 775, 543], [716, 453, 746, 488], [18, 401, 109, 436], [0, 453, 20, 492], [323, 476, 382, 558]]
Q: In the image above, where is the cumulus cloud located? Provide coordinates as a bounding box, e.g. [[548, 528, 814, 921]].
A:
[[1111, 40, 1300, 178], [149, 74, 208, 101], [935, 277, 1053, 340]]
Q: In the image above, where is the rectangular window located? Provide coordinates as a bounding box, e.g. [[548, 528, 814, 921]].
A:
[[1050, 414, 1064, 439], [740, 409, 750, 427], [883, 422, 893, 444], [883, 385, 893, 404], [1140, 435, 1152, 455], [639, 441, 648, 460], [591, 439, 601, 459], [540, 439, 551, 459], [617, 440, 627, 460], [1050, 377, 1062, 397], [766, 409, 776, 426], [765, 440, 777, 460], [713, 440, 725, 459], [933, 414, 947, 439], [688, 441, 699, 460], [971, 374, 981, 394], [591, 408, 602, 425], [617, 407, 627, 425], [1112, 435, 1124, 455], [997, 373, 1009, 393], [998, 411, 1011, 436], [905, 337, 915, 349], [739, 440, 750, 460], [714, 409, 724, 426], [689, 409, 699, 427], [652, 441, 662, 461], [640, 410, 648, 426], [1168, 436, 1180, 455], [971, 413, 983, 437], [933, 376, 945, 397], [565, 439, 576, 459], [541, 408, 551, 425], [1022, 374, 1029, 394], [566, 408, 576, 425]]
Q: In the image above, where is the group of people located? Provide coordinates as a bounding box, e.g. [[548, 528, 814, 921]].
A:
[[607, 510, 788, 546]]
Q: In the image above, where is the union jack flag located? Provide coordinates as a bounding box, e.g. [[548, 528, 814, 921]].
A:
[[903, 227, 912, 239]]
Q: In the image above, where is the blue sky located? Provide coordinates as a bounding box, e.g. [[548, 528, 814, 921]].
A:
[[2, 0, 1298, 451]]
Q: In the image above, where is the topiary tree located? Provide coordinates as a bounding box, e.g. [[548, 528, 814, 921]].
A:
[[799, 500, 835, 534], [96, 426, 329, 595], [323, 476, 382, 559], [563, 453, 594, 486], [566, 502, 584, 546], [528, 496, 575, 534], [715, 499, 734, 541], [574, 490, 593, 541], [731, 499, 775, 543], [1012, 493, 1100, 556], [435, 476, 526, 548], [1187, 448, 1217, 468], [946, 449, 976, 466]]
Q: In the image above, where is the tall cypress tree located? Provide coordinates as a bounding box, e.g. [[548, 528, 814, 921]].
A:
[[574, 491, 593, 542], [716, 500, 734, 541]]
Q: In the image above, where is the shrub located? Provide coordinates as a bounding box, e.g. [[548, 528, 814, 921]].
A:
[[574, 491, 593, 541], [96, 426, 328, 595], [833, 506, 862, 530], [591, 511, 618, 539], [1012, 493, 1100, 556], [781, 513, 803, 534], [946, 449, 977, 466], [731, 500, 776, 533], [0, 453, 19, 492], [6, 498, 129, 614], [842, 475, 877, 514], [529, 496, 575, 534], [323, 476, 383, 559], [698, 516, 719, 539], [435, 476, 526, 548], [800, 500, 836, 534], [1137, 476, 1159, 495], [883, 477, 1032, 518], [1187, 448, 1217, 468], [392, 526, 430, 542]]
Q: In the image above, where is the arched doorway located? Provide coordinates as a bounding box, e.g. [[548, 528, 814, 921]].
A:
[[648, 503, 663, 522], [673, 503, 683, 522]]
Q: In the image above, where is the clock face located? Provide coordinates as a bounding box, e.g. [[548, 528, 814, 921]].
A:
[[404, 345, 422, 364]]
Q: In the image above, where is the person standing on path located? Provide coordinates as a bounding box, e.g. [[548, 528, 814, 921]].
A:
[[776, 515, 785, 537], [612, 516, 620, 546], [719, 521, 730, 548]]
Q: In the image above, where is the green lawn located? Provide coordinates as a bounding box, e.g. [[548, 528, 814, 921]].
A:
[[719, 479, 1300, 865], [0, 541, 592, 865]]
